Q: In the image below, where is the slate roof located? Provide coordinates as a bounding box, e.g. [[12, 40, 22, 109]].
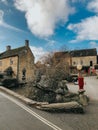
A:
[[0, 46, 27, 59], [70, 48, 97, 57], [53, 48, 97, 58]]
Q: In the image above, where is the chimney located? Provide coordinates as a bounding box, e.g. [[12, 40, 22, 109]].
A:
[[6, 45, 11, 51], [25, 40, 29, 47]]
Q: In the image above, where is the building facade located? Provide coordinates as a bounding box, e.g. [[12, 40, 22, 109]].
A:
[[70, 48, 97, 73], [0, 40, 35, 82], [70, 48, 97, 67], [53, 52, 71, 66], [52, 48, 97, 73]]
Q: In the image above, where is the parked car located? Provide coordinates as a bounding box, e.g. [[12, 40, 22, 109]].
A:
[[0, 73, 19, 88], [66, 74, 78, 83]]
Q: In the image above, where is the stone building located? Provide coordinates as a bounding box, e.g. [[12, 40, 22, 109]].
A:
[[51, 48, 97, 73], [70, 48, 97, 66], [0, 40, 35, 82], [52, 51, 71, 66], [52, 51, 71, 74], [70, 48, 97, 72]]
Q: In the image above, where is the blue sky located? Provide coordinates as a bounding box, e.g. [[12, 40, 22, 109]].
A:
[[0, 0, 98, 62]]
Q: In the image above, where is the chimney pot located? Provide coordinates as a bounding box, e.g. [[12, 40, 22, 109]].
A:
[[25, 40, 29, 47], [6, 45, 11, 51]]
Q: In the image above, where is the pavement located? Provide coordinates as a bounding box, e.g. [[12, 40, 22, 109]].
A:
[[67, 76, 98, 100]]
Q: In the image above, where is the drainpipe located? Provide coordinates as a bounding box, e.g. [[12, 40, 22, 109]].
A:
[[17, 55, 19, 82]]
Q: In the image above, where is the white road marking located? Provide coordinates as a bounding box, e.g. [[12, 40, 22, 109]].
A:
[[0, 92, 62, 130]]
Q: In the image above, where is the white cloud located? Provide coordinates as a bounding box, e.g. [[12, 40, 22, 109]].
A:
[[71, 0, 86, 3], [1, 22, 25, 32], [0, 10, 25, 32], [45, 39, 56, 46], [67, 0, 98, 42], [30, 46, 47, 62], [87, 0, 98, 13], [0, 10, 4, 23], [14, 0, 75, 38], [90, 41, 98, 51], [90, 41, 97, 46], [0, 0, 8, 5], [67, 16, 98, 41]]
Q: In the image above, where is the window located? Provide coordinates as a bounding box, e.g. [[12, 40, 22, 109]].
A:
[[90, 61, 93, 66], [4, 67, 13, 77], [0, 61, 2, 66], [73, 61, 76, 65], [80, 60, 83, 65], [22, 68, 26, 80], [10, 58, 13, 65]]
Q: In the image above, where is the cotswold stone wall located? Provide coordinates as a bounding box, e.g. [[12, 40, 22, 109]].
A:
[[0, 56, 18, 78], [0, 47, 35, 82], [18, 47, 35, 82], [72, 56, 97, 67]]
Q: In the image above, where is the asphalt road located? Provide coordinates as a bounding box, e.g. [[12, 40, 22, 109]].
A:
[[0, 76, 98, 130], [0, 92, 62, 130]]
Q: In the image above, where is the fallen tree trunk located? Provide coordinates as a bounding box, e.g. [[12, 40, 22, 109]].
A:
[[36, 101, 84, 113]]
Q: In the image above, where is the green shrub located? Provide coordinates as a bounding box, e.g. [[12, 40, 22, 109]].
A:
[[0, 74, 4, 79], [2, 78, 19, 88]]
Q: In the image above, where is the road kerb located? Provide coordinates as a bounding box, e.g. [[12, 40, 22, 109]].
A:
[[0, 86, 48, 107]]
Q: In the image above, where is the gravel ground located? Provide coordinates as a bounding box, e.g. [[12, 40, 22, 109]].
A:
[[67, 76, 98, 100]]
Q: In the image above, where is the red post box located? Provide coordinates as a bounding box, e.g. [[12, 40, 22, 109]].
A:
[[78, 76, 84, 90]]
